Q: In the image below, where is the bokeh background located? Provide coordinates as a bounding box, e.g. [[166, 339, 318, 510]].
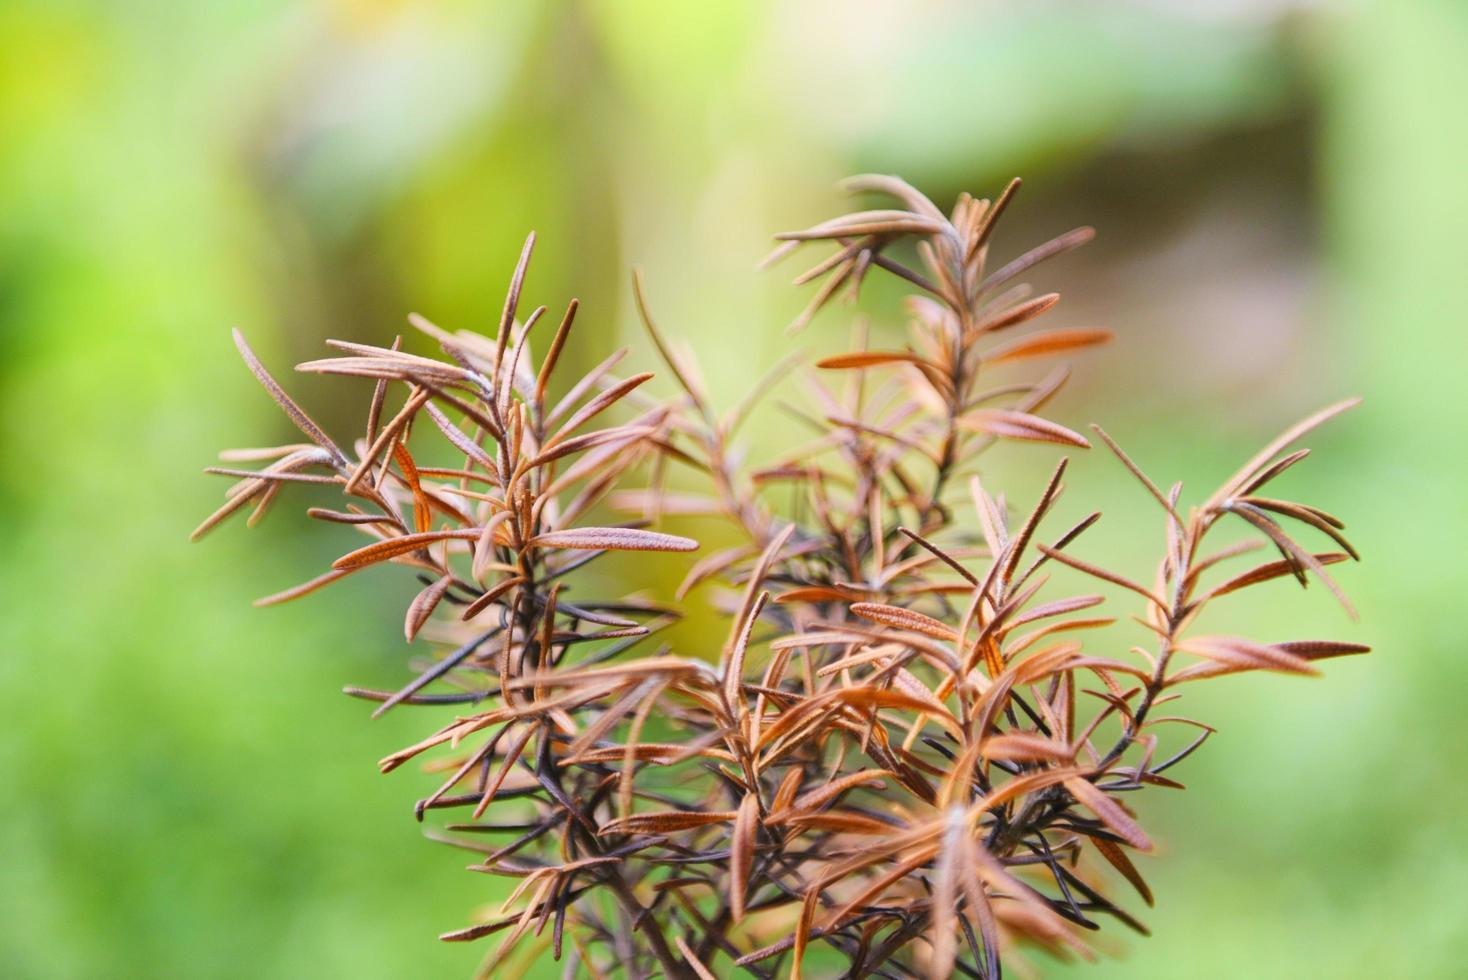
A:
[[3, 1, 1466, 977]]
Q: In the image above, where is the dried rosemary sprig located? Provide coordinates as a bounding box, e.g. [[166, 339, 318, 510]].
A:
[[197, 176, 1365, 979]]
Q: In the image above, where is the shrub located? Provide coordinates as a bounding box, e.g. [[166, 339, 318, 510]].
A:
[[196, 175, 1365, 978]]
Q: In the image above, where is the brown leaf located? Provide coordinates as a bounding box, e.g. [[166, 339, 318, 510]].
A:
[[610, 490, 723, 516], [332, 528, 479, 569], [1208, 552, 1351, 599], [958, 409, 1091, 448], [831, 686, 959, 730], [673, 936, 719, 980], [773, 769, 895, 821], [781, 813, 890, 838], [986, 327, 1114, 364], [676, 545, 754, 600], [979, 226, 1095, 293], [202, 467, 337, 485], [547, 372, 654, 445], [775, 585, 866, 604], [570, 743, 736, 765], [529, 526, 699, 553], [891, 668, 952, 719], [471, 511, 516, 584], [730, 791, 760, 923], [599, 810, 738, 835], [392, 443, 431, 534], [929, 808, 966, 979], [1209, 397, 1362, 507], [791, 886, 819, 980], [252, 567, 358, 607], [1037, 544, 1167, 610], [544, 348, 631, 429], [1090, 836, 1154, 906], [404, 574, 453, 642], [1177, 635, 1319, 676], [776, 215, 946, 242], [1225, 502, 1355, 618], [754, 771, 797, 817], [982, 733, 1075, 762], [972, 292, 1060, 335], [460, 574, 523, 621], [849, 602, 957, 642], [632, 269, 709, 412], [1064, 777, 1152, 851], [231, 329, 345, 464], [724, 591, 769, 709], [345, 386, 431, 494], [816, 350, 931, 371], [526, 424, 655, 468], [423, 402, 496, 471], [495, 231, 535, 360], [534, 298, 578, 406], [1089, 424, 1182, 522], [189, 478, 267, 541], [1001, 594, 1106, 633], [825, 844, 940, 929], [1273, 640, 1371, 660], [473, 724, 534, 819], [1169, 637, 1365, 684], [1237, 495, 1359, 559]]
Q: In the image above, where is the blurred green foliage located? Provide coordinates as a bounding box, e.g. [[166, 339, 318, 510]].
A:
[[2, 1, 1465, 977]]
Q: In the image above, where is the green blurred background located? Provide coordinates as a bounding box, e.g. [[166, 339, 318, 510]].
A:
[[3, 0, 1465, 976]]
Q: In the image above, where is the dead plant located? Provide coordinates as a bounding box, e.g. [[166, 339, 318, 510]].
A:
[[196, 175, 1365, 978]]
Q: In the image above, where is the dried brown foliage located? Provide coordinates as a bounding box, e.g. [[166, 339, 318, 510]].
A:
[[197, 175, 1366, 978]]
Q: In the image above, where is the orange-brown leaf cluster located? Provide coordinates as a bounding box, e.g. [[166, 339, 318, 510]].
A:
[[197, 176, 1364, 979]]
